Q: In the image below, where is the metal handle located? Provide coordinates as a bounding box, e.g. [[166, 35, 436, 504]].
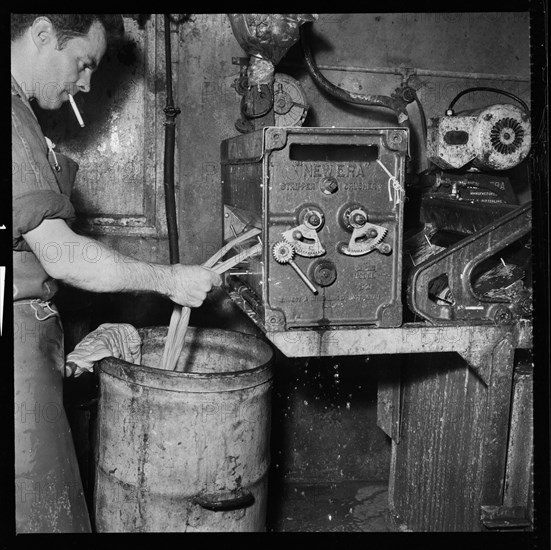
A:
[[192, 488, 255, 511], [289, 259, 318, 295]]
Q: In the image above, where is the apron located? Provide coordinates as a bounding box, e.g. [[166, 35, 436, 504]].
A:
[[14, 144, 92, 533]]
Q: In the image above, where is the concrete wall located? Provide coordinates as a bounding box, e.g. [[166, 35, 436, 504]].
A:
[[37, 13, 531, 485]]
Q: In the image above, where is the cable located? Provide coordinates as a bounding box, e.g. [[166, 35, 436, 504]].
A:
[[446, 86, 529, 115], [162, 13, 181, 265], [300, 23, 409, 125]]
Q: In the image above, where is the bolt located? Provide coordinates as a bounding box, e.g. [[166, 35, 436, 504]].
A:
[[353, 213, 367, 226], [494, 306, 513, 324], [390, 131, 403, 144], [307, 213, 321, 227], [320, 176, 338, 194], [379, 243, 392, 254], [292, 230, 302, 241]]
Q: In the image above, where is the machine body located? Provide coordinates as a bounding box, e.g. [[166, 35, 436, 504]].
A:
[[221, 126, 408, 331]]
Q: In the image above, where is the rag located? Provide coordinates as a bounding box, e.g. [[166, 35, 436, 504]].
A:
[[65, 323, 142, 377]]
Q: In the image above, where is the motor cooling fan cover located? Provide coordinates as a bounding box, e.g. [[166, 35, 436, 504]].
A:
[[472, 103, 531, 170], [489, 117, 525, 155]]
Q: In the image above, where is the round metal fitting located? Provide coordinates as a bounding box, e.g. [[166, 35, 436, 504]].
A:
[[309, 259, 337, 287], [388, 131, 404, 146], [338, 203, 368, 231], [493, 306, 513, 324], [319, 176, 339, 195], [302, 209, 324, 230], [273, 73, 308, 127], [348, 208, 368, 228]]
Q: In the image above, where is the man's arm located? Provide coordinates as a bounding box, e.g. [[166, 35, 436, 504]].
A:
[[23, 218, 220, 307]]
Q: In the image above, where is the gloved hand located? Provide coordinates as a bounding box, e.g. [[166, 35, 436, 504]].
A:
[[167, 264, 221, 308], [65, 323, 142, 377]]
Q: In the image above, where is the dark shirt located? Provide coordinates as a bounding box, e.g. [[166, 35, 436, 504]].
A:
[[12, 75, 77, 301]]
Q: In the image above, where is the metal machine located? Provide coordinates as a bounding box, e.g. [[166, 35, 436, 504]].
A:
[[426, 103, 531, 171], [406, 101, 533, 325], [221, 126, 408, 331], [223, 15, 533, 335], [218, 16, 536, 534]]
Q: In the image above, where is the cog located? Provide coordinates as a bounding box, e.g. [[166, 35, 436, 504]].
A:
[[272, 241, 295, 264]]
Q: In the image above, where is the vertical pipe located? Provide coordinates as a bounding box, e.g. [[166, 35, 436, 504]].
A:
[[163, 13, 181, 264]]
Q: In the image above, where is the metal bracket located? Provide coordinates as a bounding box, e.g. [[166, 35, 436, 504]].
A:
[[481, 505, 531, 530], [232, 56, 250, 68], [408, 202, 532, 324]]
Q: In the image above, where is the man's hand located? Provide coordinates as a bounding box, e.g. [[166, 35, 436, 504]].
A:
[[167, 265, 221, 308]]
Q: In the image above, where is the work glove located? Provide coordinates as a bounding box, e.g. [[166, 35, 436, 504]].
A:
[[65, 323, 142, 377]]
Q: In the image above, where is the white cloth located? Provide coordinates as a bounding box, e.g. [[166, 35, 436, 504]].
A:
[[65, 323, 142, 377]]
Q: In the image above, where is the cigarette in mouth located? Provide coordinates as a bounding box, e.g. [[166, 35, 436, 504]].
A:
[[68, 93, 85, 127]]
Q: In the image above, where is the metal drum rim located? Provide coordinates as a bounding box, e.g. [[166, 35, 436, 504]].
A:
[[97, 326, 274, 392]]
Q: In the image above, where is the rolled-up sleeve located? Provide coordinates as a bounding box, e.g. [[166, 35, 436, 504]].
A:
[[12, 98, 75, 249]]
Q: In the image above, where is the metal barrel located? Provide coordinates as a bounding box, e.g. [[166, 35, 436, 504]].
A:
[[94, 326, 274, 532]]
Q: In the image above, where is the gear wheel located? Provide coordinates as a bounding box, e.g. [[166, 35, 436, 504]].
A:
[[272, 241, 295, 264], [490, 117, 525, 155]]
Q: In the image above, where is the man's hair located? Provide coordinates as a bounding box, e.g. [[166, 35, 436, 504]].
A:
[[11, 14, 124, 48]]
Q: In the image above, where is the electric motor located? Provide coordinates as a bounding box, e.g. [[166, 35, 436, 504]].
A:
[[426, 103, 531, 171]]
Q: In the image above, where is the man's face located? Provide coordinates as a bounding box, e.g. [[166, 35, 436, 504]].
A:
[[34, 20, 107, 110]]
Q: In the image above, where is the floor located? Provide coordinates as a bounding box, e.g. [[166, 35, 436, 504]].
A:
[[266, 481, 392, 532]]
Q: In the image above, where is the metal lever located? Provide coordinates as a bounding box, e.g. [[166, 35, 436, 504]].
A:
[[338, 222, 390, 256], [281, 208, 326, 257], [272, 241, 318, 295], [338, 206, 390, 256], [282, 224, 325, 257]]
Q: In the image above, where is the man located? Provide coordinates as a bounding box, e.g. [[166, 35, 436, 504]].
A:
[[11, 14, 221, 532]]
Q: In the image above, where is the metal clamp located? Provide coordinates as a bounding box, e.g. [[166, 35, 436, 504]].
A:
[[30, 299, 58, 321]]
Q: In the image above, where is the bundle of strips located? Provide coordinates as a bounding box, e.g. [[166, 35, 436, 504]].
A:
[[159, 228, 262, 372]]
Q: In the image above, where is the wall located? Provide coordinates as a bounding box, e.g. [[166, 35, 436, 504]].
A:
[[37, 13, 531, 486]]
